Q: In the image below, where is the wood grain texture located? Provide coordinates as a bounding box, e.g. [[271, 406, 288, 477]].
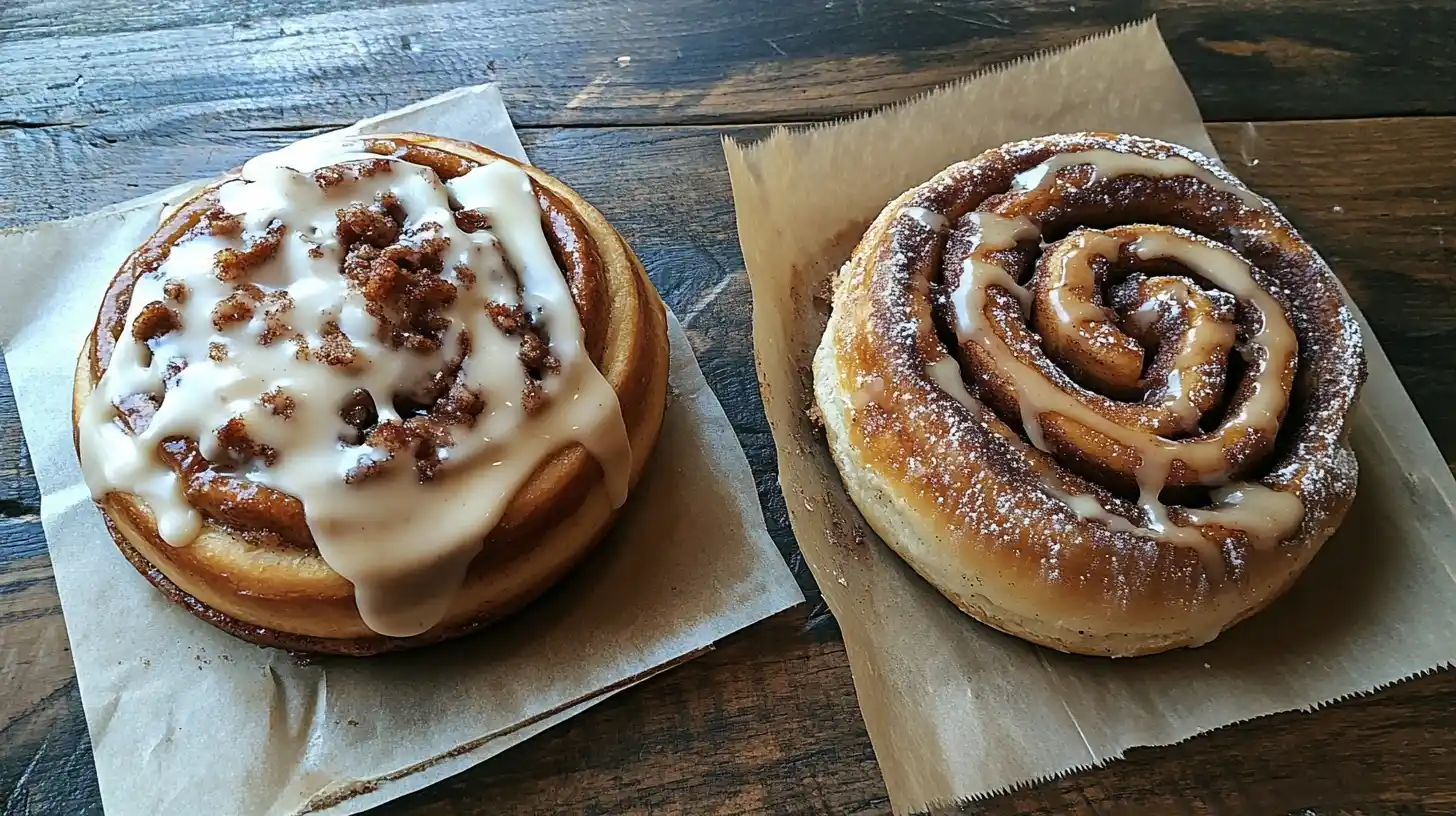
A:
[[1, 0, 1454, 145], [4, 112, 1456, 813], [378, 614, 890, 816]]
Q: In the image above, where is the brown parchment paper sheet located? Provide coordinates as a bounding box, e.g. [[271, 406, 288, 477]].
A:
[[723, 19, 1456, 812], [0, 84, 803, 816]]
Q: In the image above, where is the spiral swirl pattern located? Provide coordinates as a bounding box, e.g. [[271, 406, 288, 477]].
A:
[[814, 133, 1365, 655]]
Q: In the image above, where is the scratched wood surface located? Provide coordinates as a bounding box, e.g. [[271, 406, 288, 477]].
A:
[[4, 1, 1456, 814]]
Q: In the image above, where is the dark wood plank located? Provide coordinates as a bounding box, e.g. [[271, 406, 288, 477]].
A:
[[0, 356, 41, 516], [5, 114, 1456, 813], [378, 614, 889, 816], [1, 0, 1454, 140]]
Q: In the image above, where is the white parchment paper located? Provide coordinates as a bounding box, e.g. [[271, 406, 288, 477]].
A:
[[0, 84, 803, 815], [723, 19, 1456, 812]]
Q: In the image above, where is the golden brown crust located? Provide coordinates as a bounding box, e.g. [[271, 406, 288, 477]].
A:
[[813, 133, 1364, 657], [73, 133, 670, 655]]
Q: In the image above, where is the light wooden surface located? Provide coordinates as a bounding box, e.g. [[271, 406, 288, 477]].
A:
[[3, 1, 1456, 813]]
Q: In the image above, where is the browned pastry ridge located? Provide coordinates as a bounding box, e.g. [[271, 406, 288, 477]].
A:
[[813, 133, 1365, 657], [73, 133, 670, 655]]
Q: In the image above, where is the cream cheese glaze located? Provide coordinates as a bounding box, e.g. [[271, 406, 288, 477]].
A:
[[78, 140, 632, 637]]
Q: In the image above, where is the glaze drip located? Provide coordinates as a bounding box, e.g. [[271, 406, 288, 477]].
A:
[[1013, 148, 1266, 211]]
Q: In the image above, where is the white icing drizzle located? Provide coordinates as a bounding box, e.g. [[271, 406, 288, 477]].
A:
[[1160, 368, 1201, 432], [1183, 484, 1305, 549], [950, 213, 1040, 332], [952, 220, 1303, 567], [1040, 231, 1239, 435], [929, 213, 1039, 414], [78, 141, 632, 637], [947, 213, 1039, 439], [1042, 231, 1121, 325], [1144, 278, 1239, 432], [1042, 482, 1144, 536], [1012, 148, 1267, 211], [1035, 231, 1134, 401], [925, 357, 979, 411], [900, 206, 950, 233], [1018, 392, 1051, 452], [1127, 232, 1293, 437]]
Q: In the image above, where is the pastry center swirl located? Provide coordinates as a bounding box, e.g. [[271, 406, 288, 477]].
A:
[[907, 148, 1308, 573]]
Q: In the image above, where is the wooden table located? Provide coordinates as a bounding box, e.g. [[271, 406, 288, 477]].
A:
[[4, 2, 1455, 813]]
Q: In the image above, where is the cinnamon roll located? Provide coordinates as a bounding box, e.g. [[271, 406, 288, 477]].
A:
[[813, 133, 1364, 657], [74, 133, 669, 655]]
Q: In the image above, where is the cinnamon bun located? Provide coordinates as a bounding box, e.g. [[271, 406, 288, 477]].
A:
[[813, 133, 1364, 657], [74, 133, 669, 655]]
